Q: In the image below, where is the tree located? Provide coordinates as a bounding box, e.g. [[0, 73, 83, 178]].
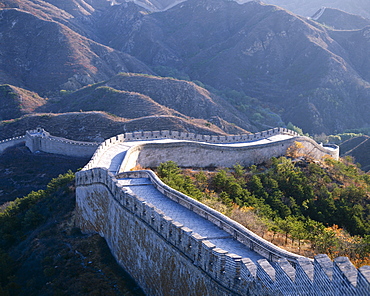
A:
[[275, 216, 296, 245], [290, 219, 307, 252]]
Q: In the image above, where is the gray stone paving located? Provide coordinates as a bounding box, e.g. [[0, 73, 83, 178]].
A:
[[118, 178, 264, 263], [96, 135, 298, 262], [95, 143, 132, 174], [93, 135, 295, 173]]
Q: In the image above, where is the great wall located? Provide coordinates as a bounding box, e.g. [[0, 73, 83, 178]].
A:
[[1, 127, 369, 295]]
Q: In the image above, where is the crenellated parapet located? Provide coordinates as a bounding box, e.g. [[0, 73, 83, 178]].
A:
[[0, 135, 26, 153], [83, 127, 339, 171], [1, 127, 339, 162], [24, 127, 100, 158], [122, 127, 298, 142], [76, 167, 370, 295], [3, 127, 355, 295]]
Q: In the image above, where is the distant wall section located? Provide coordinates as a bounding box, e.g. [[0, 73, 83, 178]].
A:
[[0, 136, 25, 154], [118, 136, 338, 172], [25, 128, 99, 158]]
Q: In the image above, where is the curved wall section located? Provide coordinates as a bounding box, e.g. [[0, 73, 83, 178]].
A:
[[76, 168, 370, 296], [118, 136, 338, 172], [25, 128, 99, 158], [76, 169, 251, 296], [0, 135, 25, 154]]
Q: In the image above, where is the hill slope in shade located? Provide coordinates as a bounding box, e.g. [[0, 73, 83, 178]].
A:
[[259, 0, 370, 19], [40, 73, 256, 132], [0, 111, 243, 143], [0, 85, 46, 120], [0, 8, 151, 93], [340, 135, 370, 172], [0, 169, 145, 295], [94, 0, 370, 134], [0, 145, 88, 204], [0, 0, 370, 135], [312, 7, 370, 30]]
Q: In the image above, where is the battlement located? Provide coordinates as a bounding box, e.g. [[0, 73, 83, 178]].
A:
[[1, 127, 339, 163], [76, 167, 370, 295], [25, 128, 100, 158], [0, 135, 26, 153], [83, 127, 339, 171], [2, 127, 353, 295]]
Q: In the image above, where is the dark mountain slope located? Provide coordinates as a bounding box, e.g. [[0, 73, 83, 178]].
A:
[[0, 111, 239, 142], [261, 0, 370, 19], [95, 0, 370, 134], [312, 7, 370, 30], [0, 85, 46, 120], [0, 171, 144, 295], [104, 73, 255, 131], [340, 135, 370, 172], [329, 27, 370, 83], [0, 8, 151, 93], [42, 84, 183, 119], [0, 146, 88, 204], [39, 73, 254, 133]]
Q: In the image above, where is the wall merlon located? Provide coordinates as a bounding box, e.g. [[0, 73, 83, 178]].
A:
[[257, 259, 276, 284], [201, 240, 216, 273], [277, 258, 295, 283], [334, 256, 358, 288], [178, 226, 193, 256], [224, 253, 243, 282], [313, 254, 335, 295], [296, 257, 314, 283], [358, 266, 370, 294], [241, 258, 257, 278], [315, 254, 334, 281], [168, 221, 184, 246], [125, 132, 133, 140], [143, 204, 156, 225]]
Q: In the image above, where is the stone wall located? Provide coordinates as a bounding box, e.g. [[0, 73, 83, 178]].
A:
[[84, 127, 339, 171], [0, 135, 25, 154], [25, 128, 99, 158], [118, 136, 338, 172], [1, 127, 339, 161], [4, 127, 364, 295], [76, 167, 370, 296]]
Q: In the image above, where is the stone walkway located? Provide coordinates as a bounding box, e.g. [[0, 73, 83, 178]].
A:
[[94, 135, 300, 261], [94, 135, 295, 174], [118, 177, 264, 262]]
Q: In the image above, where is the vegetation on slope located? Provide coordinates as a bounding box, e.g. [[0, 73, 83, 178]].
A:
[[0, 85, 46, 121], [0, 145, 88, 205], [0, 172, 144, 295], [156, 153, 370, 267]]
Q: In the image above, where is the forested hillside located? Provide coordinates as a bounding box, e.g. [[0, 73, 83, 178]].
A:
[[0, 172, 144, 295], [156, 153, 370, 266]]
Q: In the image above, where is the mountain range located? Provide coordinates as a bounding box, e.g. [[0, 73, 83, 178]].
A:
[[1, 0, 370, 137]]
